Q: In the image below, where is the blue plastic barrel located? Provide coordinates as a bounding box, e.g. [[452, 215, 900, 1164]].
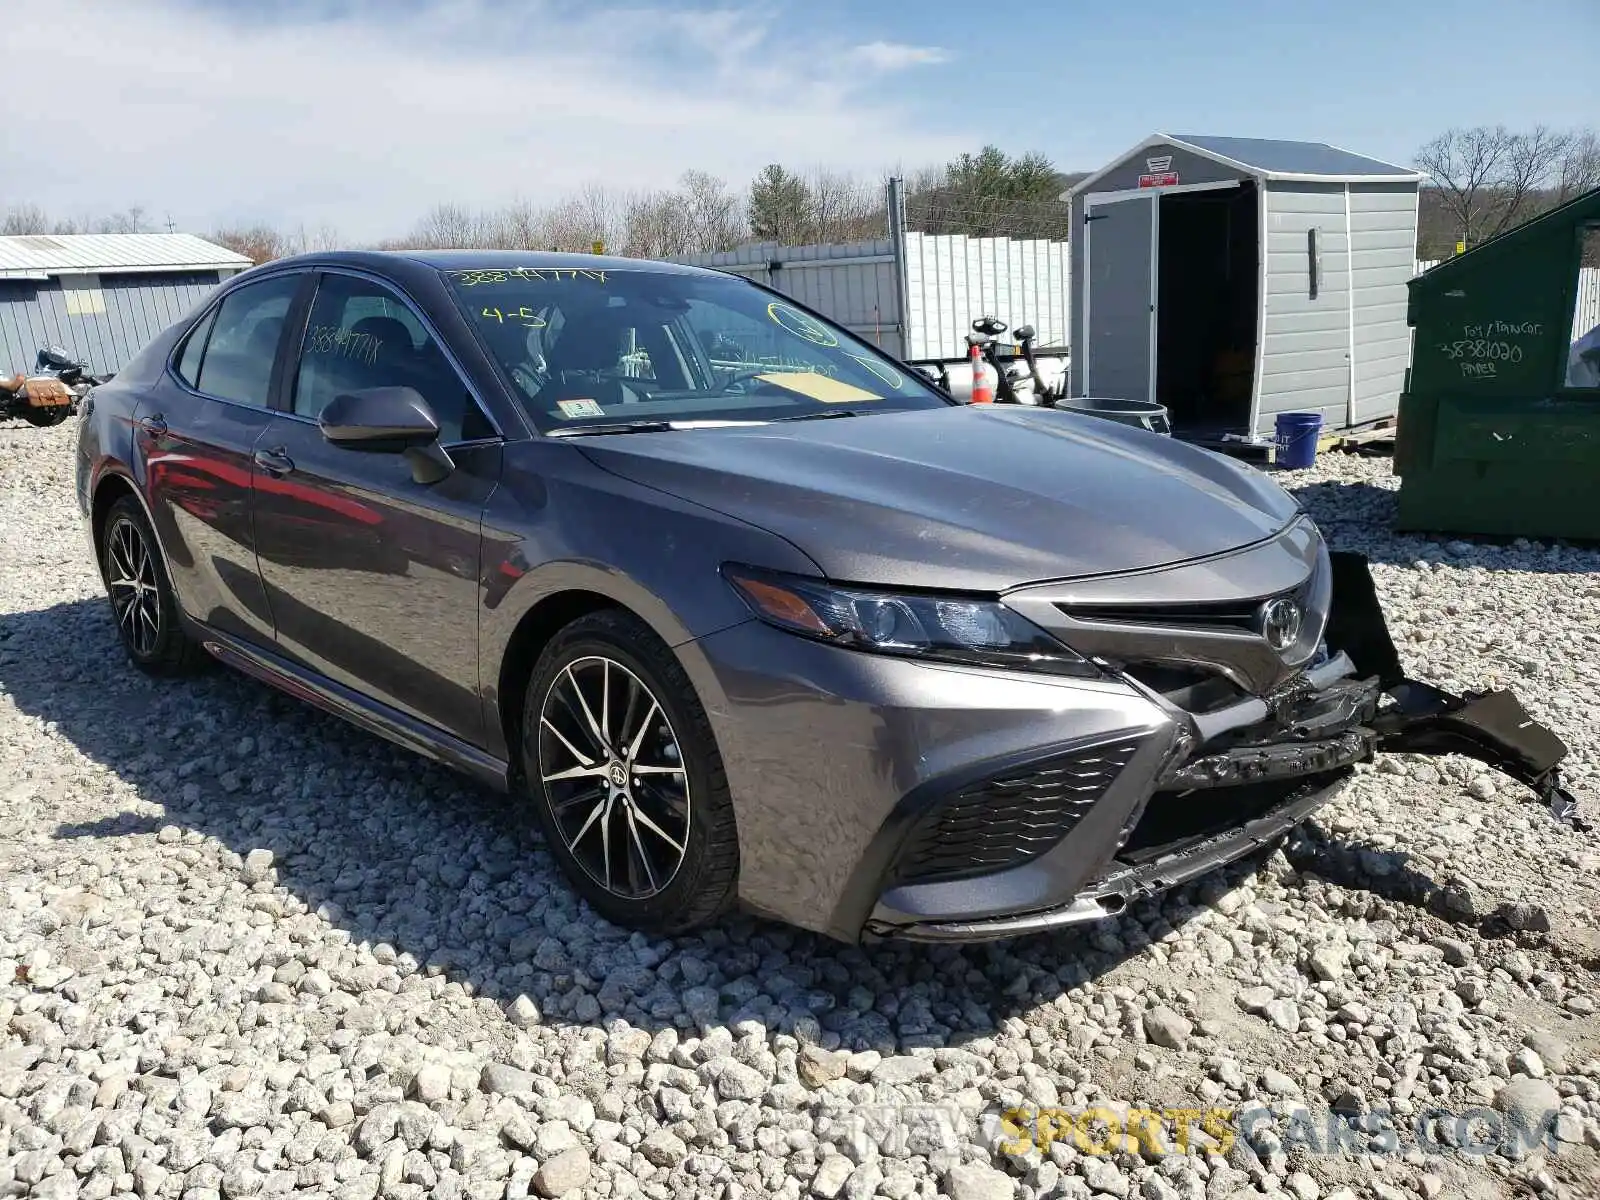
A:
[[1274, 412, 1323, 469]]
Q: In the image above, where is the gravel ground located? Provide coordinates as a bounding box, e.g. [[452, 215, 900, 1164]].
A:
[[2, 418, 1598, 1200]]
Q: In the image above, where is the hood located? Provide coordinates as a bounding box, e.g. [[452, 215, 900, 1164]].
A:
[[577, 406, 1302, 591]]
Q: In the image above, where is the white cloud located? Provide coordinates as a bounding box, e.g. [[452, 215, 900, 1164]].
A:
[[848, 41, 951, 71], [8, 0, 968, 241]]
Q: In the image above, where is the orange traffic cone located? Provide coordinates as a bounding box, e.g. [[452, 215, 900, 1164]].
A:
[[969, 343, 994, 404]]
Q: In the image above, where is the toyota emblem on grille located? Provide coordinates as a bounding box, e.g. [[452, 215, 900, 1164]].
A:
[[1258, 597, 1303, 651]]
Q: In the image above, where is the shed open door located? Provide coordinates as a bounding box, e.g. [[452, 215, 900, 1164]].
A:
[[1084, 192, 1156, 404]]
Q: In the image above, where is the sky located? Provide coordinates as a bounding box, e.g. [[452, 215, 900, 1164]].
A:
[[7, 0, 1598, 242]]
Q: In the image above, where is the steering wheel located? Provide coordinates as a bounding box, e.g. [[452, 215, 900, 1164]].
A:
[[712, 368, 771, 393]]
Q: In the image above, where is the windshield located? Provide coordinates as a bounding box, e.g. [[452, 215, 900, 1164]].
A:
[[441, 266, 951, 432]]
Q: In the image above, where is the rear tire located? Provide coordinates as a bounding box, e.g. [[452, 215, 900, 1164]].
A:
[[521, 610, 739, 934], [99, 495, 205, 675], [21, 405, 70, 428]]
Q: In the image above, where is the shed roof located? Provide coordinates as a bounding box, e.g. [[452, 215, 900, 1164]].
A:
[[1064, 133, 1424, 198], [1170, 135, 1419, 179], [0, 233, 252, 280]]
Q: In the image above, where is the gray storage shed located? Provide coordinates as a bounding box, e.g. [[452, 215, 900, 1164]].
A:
[[0, 234, 252, 376], [1065, 134, 1422, 440]]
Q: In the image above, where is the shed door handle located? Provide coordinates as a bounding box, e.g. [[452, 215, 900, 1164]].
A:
[[253, 447, 294, 477]]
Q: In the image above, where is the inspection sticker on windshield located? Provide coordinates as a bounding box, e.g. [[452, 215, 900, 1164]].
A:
[[557, 398, 605, 419]]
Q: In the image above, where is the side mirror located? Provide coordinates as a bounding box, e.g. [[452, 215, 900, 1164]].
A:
[[319, 387, 454, 484], [320, 387, 440, 449], [1014, 325, 1036, 342]]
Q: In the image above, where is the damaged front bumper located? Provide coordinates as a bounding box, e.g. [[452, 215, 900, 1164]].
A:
[[864, 552, 1583, 943]]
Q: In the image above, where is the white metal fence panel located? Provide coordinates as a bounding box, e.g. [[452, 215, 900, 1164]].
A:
[[902, 233, 1070, 360], [1415, 260, 1599, 343]]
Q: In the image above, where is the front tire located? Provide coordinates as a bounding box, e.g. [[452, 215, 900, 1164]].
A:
[[99, 495, 203, 675], [521, 610, 739, 934]]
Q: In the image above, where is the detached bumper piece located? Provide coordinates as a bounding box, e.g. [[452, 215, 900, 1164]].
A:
[[1327, 550, 1584, 828]]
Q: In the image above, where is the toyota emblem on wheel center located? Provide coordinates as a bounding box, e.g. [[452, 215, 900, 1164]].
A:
[[1258, 596, 1304, 651]]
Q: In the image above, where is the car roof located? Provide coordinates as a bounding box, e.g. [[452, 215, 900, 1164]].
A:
[[259, 248, 721, 278]]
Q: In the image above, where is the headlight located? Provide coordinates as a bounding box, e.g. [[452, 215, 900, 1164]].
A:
[[722, 565, 1100, 677]]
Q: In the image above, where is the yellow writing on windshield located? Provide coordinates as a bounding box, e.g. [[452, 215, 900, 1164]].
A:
[[481, 306, 547, 328], [767, 302, 838, 347], [452, 267, 607, 287], [848, 355, 903, 389]]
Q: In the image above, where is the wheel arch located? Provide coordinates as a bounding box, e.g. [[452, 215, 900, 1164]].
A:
[[90, 470, 148, 570], [495, 588, 640, 784]]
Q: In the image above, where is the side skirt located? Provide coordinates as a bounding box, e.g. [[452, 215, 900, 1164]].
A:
[[198, 627, 511, 793]]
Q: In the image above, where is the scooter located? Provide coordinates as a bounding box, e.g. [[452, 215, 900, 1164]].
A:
[[1, 346, 110, 428], [966, 315, 1037, 405]]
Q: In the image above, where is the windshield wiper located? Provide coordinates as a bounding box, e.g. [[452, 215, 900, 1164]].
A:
[[546, 421, 674, 438], [546, 418, 768, 438], [773, 409, 863, 422]]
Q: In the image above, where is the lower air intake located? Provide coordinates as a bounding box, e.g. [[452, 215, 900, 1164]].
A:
[[892, 737, 1144, 885]]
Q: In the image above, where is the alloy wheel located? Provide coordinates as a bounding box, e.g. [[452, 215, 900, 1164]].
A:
[[536, 655, 691, 899], [106, 516, 161, 657]]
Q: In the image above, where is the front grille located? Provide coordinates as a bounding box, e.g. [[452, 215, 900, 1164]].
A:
[[1061, 600, 1261, 631], [892, 738, 1144, 886]]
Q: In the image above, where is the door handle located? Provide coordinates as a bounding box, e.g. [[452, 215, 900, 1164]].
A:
[[137, 413, 167, 436], [253, 447, 294, 477]]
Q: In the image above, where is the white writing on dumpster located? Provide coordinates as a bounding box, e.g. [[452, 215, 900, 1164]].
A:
[[1436, 321, 1541, 379]]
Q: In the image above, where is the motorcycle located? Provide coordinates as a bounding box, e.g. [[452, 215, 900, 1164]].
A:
[[0, 346, 111, 428]]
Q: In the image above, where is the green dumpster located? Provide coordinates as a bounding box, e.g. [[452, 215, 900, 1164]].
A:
[[1395, 187, 1600, 540]]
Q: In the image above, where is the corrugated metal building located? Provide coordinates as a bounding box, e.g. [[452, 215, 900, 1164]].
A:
[[0, 233, 252, 375], [1065, 134, 1423, 440]]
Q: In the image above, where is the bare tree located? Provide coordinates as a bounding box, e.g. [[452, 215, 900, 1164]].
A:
[[211, 225, 291, 264], [806, 170, 882, 243], [404, 203, 504, 249], [1556, 130, 1600, 204], [2, 205, 52, 235], [623, 171, 745, 259], [211, 222, 345, 264], [94, 207, 149, 234], [1417, 125, 1597, 251]]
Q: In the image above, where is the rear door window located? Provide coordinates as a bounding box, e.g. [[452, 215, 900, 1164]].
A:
[[193, 275, 301, 407], [174, 307, 217, 389]]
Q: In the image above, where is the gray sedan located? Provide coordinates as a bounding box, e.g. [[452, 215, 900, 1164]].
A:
[[75, 251, 1580, 942]]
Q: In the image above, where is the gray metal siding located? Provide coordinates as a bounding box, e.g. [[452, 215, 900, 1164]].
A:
[[1257, 184, 1351, 433], [676, 239, 905, 354], [0, 271, 221, 376], [1348, 183, 1417, 424], [679, 234, 1071, 360]]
